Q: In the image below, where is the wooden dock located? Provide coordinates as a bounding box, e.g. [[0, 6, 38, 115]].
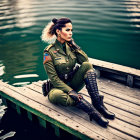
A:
[[88, 58, 140, 88], [0, 58, 140, 140]]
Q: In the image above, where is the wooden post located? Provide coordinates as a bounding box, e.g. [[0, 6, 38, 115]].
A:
[[72, 135, 79, 140], [38, 117, 46, 128], [16, 105, 21, 115], [1, 97, 7, 106], [27, 111, 33, 121], [95, 69, 100, 78], [51, 124, 60, 137], [126, 75, 133, 87]]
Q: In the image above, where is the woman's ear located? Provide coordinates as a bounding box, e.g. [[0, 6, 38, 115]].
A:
[[56, 29, 60, 35]]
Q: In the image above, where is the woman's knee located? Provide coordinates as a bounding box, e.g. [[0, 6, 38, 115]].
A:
[[81, 62, 94, 72], [48, 88, 63, 103], [48, 88, 75, 106]]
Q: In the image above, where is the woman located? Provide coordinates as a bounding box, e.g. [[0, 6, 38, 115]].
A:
[[42, 17, 115, 128]]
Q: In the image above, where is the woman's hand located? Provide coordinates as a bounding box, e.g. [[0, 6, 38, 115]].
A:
[[68, 90, 83, 102]]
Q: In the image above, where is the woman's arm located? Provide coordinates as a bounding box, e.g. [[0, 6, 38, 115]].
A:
[[74, 49, 89, 64], [43, 52, 73, 93], [66, 40, 89, 64]]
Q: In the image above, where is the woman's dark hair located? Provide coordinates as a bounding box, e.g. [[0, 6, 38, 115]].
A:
[[41, 17, 72, 43], [51, 17, 72, 36]]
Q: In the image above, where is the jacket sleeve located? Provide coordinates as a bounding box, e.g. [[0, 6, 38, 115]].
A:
[[43, 52, 73, 93], [74, 48, 89, 65]]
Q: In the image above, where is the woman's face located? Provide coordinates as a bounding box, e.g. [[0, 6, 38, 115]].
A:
[[57, 22, 73, 42]]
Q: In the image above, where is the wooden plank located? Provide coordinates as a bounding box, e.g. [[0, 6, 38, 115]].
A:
[[105, 104, 140, 126], [103, 107, 140, 127], [34, 82, 43, 86], [26, 84, 43, 94], [82, 88, 140, 117], [30, 84, 140, 131], [99, 86, 140, 106], [1, 81, 140, 139], [0, 82, 136, 140], [31, 82, 140, 119], [81, 96, 140, 133], [83, 92, 140, 122], [36, 82, 140, 113], [0, 82, 113, 140], [38, 79, 140, 101], [31, 82, 140, 123], [88, 58, 140, 77], [19, 85, 140, 139], [77, 84, 140, 111], [0, 89, 99, 140], [101, 90, 140, 108], [13, 86, 128, 140], [98, 78, 140, 100], [81, 96, 140, 139], [97, 79, 140, 105], [61, 99, 140, 140]]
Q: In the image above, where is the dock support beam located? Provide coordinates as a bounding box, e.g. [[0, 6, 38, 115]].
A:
[[27, 111, 33, 121], [95, 69, 100, 78], [1, 97, 7, 106], [38, 117, 46, 128], [51, 124, 60, 137], [16, 105, 21, 115], [127, 75, 133, 87]]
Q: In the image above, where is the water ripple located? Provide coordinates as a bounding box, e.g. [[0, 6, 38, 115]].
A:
[[0, 0, 140, 85]]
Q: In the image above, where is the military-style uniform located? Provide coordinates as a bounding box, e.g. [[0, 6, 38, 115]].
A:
[[43, 39, 94, 106]]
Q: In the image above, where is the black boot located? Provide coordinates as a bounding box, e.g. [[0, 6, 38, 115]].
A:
[[84, 70, 115, 120], [69, 91, 109, 128]]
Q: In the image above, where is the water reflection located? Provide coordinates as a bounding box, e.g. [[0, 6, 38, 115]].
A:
[[0, 0, 140, 85], [0, 61, 5, 76], [0, 100, 15, 140], [0, 40, 40, 84], [15, 0, 36, 28], [0, 0, 36, 30], [12, 74, 39, 86], [125, 1, 140, 28], [0, 99, 7, 120], [0, 0, 140, 139], [0, 0, 41, 85], [12, 82, 30, 86], [0, 131, 16, 140], [14, 74, 38, 78]]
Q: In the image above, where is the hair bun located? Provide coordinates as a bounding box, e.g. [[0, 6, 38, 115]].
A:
[[52, 18, 57, 24]]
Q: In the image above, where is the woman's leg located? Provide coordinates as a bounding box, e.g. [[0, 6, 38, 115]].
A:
[[69, 61, 94, 92], [49, 88, 108, 127], [84, 69, 115, 119], [70, 61, 115, 120], [48, 88, 75, 106]]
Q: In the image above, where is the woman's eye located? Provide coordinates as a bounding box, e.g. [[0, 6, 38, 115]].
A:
[[66, 29, 73, 32]]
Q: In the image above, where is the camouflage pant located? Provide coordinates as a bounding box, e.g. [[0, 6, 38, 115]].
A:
[[48, 62, 94, 106]]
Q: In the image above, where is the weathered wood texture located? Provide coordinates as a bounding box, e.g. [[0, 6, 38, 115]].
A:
[[89, 58, 140, 88], [89, 58, 140, 77], [0, 78, 140, 140]]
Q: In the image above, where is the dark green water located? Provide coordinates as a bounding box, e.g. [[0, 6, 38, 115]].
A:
[[0, 0, 140, 86], [0, 0, 140, 139]]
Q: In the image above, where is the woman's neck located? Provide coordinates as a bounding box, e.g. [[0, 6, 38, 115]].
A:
[[57, 37, 65, 44]]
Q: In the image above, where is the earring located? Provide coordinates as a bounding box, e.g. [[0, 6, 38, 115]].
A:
[[59, 34, 61, 37]]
